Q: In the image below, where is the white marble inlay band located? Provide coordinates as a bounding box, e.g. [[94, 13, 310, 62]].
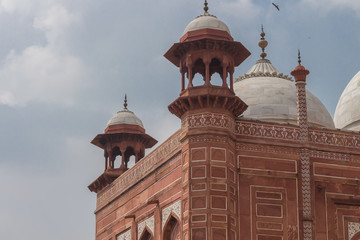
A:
[[162, 199, 181, 229]]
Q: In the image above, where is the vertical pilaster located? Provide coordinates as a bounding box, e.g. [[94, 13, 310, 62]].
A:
[[291, 59, 312, 240]]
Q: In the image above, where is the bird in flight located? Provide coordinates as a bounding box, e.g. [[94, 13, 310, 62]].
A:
[[272, 2, 280, 11]]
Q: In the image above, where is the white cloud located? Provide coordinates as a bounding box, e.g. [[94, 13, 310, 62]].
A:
[[0, 45, 86, 106], [0, 2, 87, 106], [301, 0, 360, 13]]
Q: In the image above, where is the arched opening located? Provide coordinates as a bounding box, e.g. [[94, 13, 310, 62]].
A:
[[211, 72, 223, 86], [139, 228, 153, 240], [124, 146, 135, 169], [163, 215, 180, 240], [111, 146, 121, 168], [209, 58, 223, 86], [192, 73, 204, 86], [127, 155, 136, 168], [192, 58, 205, 86]]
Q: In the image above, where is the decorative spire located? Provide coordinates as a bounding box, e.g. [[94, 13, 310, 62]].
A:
[[298, 49, 302, 65], [204, 0, 209, 13], [258, 25, 268, 59], [123, 94, 128, 110]]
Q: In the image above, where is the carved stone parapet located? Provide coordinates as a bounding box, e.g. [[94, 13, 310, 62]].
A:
[[235, 120, 301, 142]]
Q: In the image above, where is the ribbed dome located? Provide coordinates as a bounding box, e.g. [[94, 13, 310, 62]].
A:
[[234, 59, 335, 129], [184, 14, 230, 35], [334, 71, 360, 131], [107, 108, 144, 128]]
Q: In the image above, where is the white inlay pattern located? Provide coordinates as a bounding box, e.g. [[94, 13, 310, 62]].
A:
[[348, 222, 360, 239], [117, 229, 131, 240], [138, 215, 154, 239], [162, 199, 181, 229]]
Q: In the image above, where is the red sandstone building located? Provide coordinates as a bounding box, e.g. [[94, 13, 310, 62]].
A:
[[88, 3, 360, 240]]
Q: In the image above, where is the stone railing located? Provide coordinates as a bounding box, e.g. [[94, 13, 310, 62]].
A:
[[96, 129, 183, 210], [235, 120, 301, 142]]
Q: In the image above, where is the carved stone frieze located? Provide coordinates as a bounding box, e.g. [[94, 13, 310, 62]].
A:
[[309, 150, 351, 162], [117, 229, 131, 240], [235, 121, 301, 141], [162, 199, 181, 229], [236, 142, 299, 156], [138, 215, 154, 239], [348, 222, 360, 239], [309, 129, 360, 148], [189, 135, 235, 147], [182, 113, 234, 131]]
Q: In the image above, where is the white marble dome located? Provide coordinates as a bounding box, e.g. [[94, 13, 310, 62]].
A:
[[234, 59, 335, 129], [334, 71, 360, 131], [184, 14, 231, 35], [107, 108, 144, 128]]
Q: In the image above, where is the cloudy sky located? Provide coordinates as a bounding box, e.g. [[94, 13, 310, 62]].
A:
[[0, 0, 359, 239]]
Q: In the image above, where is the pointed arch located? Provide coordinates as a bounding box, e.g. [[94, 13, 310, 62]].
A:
[[163, 214, 180, 240], [192, 58, 205, 86], [139, 226, 153, 240], [111, 146, 121, 168]]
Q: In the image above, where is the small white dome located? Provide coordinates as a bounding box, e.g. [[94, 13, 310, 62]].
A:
[[334, 71, 360, 131], [184, 14, 230, 35], [234, 59, 335, 129], [107, 109, 144, 128]]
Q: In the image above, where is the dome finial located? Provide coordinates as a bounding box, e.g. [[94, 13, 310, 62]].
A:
[[204, 0, 209, 13], [298, 49, 302, 65], [258, 24, 268, 59], [123, 94, 128, 110]]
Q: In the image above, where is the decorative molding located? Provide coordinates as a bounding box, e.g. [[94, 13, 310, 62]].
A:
[[162, 199, 181, 229], [349, 222, 360, 239], [235, 121, 301, 141], [97, 130, 183, 210], [300, 149, 311, 219], [309, 129, 360, 148], [138, 216, 154, 239], [117, 229, 131, 240], [189, 135, 235, 148], [236, 71, 293, 82], [182, 113, 234, 131], [309, 150, 351, 162], [236, 142, 299, 156], [303, 221, 312, 240]]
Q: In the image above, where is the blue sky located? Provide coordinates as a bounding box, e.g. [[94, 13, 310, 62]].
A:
[[0, 0, 359, 239]]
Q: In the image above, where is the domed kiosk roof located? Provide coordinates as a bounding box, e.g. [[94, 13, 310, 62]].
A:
[[334, 71, 360, 131], [234, 28, 334, 129], [184, 14, 231, 35], [107, 108, 144, 128], [105, 96, 145, 134]]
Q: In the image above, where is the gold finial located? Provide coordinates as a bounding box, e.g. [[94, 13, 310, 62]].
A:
[[258, 24, 268, 59], [204, 0, 209, 13], [124, 94, 128, 109], [298, 49, 302, 65]]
